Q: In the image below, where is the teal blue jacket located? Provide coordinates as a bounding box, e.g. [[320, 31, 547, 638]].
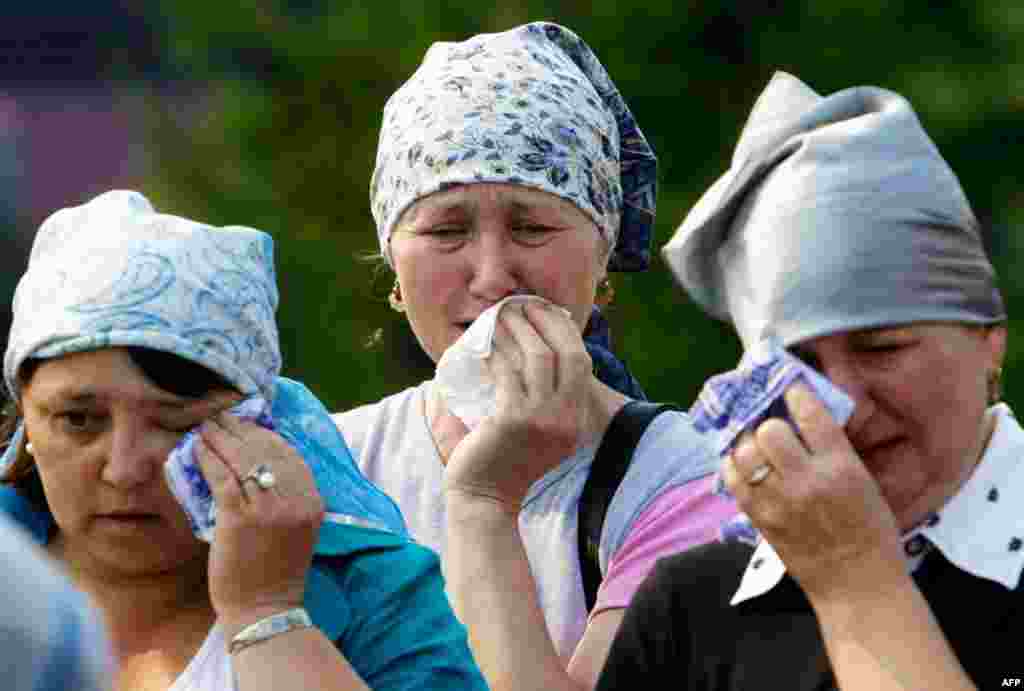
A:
[[0, 377, 486, 689], [0, 486, 488, 690]]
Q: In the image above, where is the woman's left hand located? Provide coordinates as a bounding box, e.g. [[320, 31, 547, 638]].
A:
[[722, 383, 905, 601], [194, 413, 325, 626], [443, 300, 593, 511]]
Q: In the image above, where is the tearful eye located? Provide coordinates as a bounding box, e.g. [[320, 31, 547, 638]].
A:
[[65, 412, 88, 428], [418, 226, 471, 251], [56, 410, 96, 433], [862, 342, 909, 353], [509, 225, 559, 247], [425, 225, 469, 238]]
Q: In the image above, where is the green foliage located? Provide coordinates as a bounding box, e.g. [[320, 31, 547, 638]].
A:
[[145, 0, 1024, 411]]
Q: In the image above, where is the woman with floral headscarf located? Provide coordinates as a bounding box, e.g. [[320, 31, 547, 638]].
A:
[[0, 191, 487, 690], [333, 22, 735, 690], [597, 73, 1017, 691]]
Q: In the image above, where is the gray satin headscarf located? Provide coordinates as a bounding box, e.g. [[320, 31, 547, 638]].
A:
[[663, 72, 1005, 349]]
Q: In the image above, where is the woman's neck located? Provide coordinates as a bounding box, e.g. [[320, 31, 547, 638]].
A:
[[898, 405, 1002, 533], [48, 535, 214, 657]]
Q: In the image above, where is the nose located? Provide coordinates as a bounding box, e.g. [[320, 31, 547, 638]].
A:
[[101, 419, 164, 488], [816, 356, 875, 440], [466, 227, 522, 302]]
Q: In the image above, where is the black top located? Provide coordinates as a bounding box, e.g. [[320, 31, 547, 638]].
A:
[[596, 540, 1024, 691]]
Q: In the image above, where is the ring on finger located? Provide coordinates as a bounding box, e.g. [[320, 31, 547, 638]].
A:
[[241, 463, 277, 491], [747, 463, 774, 486]]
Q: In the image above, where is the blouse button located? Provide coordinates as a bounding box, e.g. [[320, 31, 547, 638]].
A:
[[988, 487, 1000, 502], [905, 535, 928, 557], [1009, 538, 1022, 552]]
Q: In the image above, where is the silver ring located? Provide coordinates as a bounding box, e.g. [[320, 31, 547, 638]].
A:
[[747, 463, 774, 486], [242, 464, 276, 491]]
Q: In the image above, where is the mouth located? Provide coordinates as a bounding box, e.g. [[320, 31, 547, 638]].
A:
[[856, 438, 905, 465], [97, 512, 161, 522]]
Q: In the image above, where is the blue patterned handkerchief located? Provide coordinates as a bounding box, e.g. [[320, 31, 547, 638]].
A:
[[164, 398, 275, 542], [689, 339, 855, 544], [163, 378, 408, 545]]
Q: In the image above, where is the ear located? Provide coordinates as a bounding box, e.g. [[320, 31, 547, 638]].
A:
[[985, 324, 1008, 370]]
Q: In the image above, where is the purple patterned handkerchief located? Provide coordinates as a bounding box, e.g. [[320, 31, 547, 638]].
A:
[[688, 339, 855, 544]]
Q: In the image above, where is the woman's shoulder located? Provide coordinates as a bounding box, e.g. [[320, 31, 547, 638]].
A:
[[637, 408, 717, 461], [653, 539, 756, 592], [613, 407, 720, 507], [309, 538, 489, 690], [312, 532, 439, 600], [596, 407, 723, 566], [331, 382, 429, 451]]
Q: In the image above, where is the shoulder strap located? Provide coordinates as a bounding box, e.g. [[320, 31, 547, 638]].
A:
[[577, 400, 681, 613]]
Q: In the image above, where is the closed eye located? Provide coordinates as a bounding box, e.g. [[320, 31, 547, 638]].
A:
[[859, 340, 913, 354], [419, 226, 471, 250], [511, 224, 559, 246]]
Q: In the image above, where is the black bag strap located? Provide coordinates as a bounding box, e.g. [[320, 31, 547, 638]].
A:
[[577, 400, 682, 612]]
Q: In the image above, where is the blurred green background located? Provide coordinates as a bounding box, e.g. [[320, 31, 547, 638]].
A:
[[1, 1, 1021, 411]]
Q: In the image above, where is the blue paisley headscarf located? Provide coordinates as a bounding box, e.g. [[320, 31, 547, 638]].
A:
[[2, 190, 407, 547], [372, 21, 655, 397]]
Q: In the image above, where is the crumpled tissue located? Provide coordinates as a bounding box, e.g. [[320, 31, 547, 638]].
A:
[[434, 294, 570, 429]]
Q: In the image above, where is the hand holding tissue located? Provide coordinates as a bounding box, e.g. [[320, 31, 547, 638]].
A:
[[435, 295, 572, 429]]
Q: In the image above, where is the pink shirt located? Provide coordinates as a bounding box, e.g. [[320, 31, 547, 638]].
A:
[[591, 475, 738, 618]]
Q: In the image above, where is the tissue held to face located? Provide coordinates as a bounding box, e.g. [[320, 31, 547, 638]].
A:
[[389, 182, 610, 363], [788, 322, 1004, 529]]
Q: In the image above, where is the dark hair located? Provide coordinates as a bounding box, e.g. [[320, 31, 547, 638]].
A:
[[1, 347, 236, 518]]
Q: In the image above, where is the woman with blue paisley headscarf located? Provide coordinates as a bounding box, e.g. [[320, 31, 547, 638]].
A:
[[333, 22, 733, 690], [0, 190, 487, 690]]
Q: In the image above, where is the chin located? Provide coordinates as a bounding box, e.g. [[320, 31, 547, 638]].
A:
[[881, 486, 938, 532]]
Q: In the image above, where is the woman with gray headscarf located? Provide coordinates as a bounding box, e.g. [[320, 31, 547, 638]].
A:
[[333, 22, 733, 691], [596, 73, 1017, 690], [0, 191, 487, 690]]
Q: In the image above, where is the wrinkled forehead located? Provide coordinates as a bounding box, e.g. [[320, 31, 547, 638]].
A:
[[398, 182, 601, 230]]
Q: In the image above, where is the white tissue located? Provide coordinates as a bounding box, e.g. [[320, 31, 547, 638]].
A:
[[435, 295, 563, 429]]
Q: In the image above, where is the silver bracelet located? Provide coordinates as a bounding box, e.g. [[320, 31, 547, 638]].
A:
[[228, 608, 313, 655]]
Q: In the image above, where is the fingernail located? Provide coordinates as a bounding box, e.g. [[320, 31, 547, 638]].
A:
[[785, 382, 812, 406]]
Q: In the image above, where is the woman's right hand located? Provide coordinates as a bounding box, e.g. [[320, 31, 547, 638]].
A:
[[443, 300, 593, 511], [722, 383, 905, 600], [193, 412, 325, 629]]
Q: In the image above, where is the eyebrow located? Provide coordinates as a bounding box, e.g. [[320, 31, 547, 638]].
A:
[[403, 199, 474, 226], [407, 191, 569, 225], [41, 389, 189, 410]]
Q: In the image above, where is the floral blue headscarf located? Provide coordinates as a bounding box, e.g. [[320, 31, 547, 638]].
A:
[[371, 21, 657, 273]]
